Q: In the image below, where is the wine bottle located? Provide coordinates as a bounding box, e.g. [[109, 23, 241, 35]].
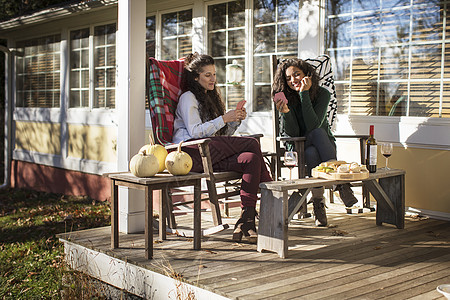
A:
[[365, 125, 377, 173]]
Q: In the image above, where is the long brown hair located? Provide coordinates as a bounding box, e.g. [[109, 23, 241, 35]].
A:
[[181, 53, 227, 135], [272, 58, 320, 103]]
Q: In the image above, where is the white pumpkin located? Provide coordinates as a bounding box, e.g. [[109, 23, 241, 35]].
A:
[[165, 141, 193, 175], [139, 143, 168, 173], [129, 151, 159, 177]]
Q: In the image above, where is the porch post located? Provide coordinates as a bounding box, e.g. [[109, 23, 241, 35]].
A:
[[116, 0, 146, 233]]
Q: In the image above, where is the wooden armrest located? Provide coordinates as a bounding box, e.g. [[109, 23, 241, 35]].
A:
[[277, 136, 306, 142], [335, 135, 369, 140], [242, 133, 264, 139], [165, 138, 211, 150]]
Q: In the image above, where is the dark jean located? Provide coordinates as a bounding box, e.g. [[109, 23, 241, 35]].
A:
[[182, 136, 272, 207], [304, 128, 337, 176]]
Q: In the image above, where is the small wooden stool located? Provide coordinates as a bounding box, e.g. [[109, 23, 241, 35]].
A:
[[106, 171, 208, 259]]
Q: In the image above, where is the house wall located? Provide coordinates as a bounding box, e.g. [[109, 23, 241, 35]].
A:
[[337, 140, 450, 216], [10, 160, 111, 201], [15, 121, 61, 154], [68, 124, 117, 163]]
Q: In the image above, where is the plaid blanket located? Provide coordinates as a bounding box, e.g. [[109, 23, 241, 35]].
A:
[[147, 57, 184, 145]]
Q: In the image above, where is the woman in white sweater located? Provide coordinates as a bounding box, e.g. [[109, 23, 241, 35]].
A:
[[172, 53, 272, 242]]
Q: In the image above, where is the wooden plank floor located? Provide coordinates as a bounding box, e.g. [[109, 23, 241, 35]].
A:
[[59, 203, 450, 299]]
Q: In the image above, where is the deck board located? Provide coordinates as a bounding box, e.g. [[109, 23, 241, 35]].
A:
[[58, 203, 450, 299]]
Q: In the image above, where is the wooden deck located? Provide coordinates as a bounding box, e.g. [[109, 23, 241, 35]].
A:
[[58, 203, 450, 299]]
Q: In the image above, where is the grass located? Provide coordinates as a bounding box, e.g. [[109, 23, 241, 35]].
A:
[[0, 187, 112, 299]]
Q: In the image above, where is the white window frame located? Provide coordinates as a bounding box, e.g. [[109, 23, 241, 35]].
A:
[[66, 21, 117, 127]]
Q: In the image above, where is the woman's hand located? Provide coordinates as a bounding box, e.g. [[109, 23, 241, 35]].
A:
[[274, 99, 290, 113], [222, 108, 247, 123], [299, 76, 312, 92]]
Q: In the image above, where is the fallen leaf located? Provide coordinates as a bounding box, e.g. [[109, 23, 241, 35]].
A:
[[331, 229, 348, 236]]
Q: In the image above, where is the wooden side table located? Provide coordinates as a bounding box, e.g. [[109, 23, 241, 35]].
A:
[[106, 172, 208, 259], [258, 169, 406, 258]]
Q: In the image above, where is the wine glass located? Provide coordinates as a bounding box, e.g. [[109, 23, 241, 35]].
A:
[[284, 151, 298, 183], [380, 143, 393, 170]]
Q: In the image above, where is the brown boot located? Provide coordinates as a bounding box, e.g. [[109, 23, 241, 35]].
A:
[[232, 207, 258, 243]]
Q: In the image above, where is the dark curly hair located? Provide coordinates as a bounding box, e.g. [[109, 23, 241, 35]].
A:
[[272, 58, 320, 103], [181, 52, 227, 136]]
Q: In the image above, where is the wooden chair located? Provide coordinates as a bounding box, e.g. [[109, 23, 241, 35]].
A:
[[269, 54, 370, 209], [146, 57, 248, 234]]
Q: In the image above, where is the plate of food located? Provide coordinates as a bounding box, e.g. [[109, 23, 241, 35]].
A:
[[312, 160, 369, 180]]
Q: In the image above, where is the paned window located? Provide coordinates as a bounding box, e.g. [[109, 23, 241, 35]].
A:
[[69, 23, 116, 109], [326, 0, 450, 118], [208, 0, 246, 109], [253, 0, 299, 111], [161, 9, 192, 60], [16, 34, 61, 108]]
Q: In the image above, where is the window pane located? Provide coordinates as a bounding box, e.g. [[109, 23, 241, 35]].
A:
[[208, 4, 226, 30], [278, 0, 299, 21], [409, 81, 440, 117], [215, 58, 226, 84], [70, 70, 79, 88], [380, 46, 409, 80], [254, 26, 275, 53], [254, 0, 275, 25], [353, 12, 380, 49], [161, 38, 177, 60], [254, 85, 271, 111], [209, 32, 226, 57], [229, 0, 245, 28], [277, 23, 298, 52], [94, 26, 105, 46], [81, 49, 89, 68], [16, 34, 61, 108], [162, 12, 177, 36], [335, 83, 349, 114], [412, 4, 443, 41], [381, 9, 410, 44], [328, 49, 350, 81], [179, 36, 192, 58], [178, 10, 192, 35], [253, 55, 270, 83], [227, 85, 245, 110], [70, 91, 80, 107], [229, 29, 245, 56], [410, 44, 441, 80]]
